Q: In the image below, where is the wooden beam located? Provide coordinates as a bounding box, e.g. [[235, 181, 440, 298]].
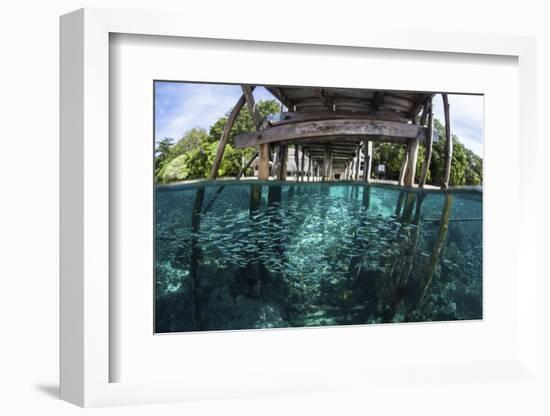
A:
[[209, 90, 253, 179], [266, 87, 295, 110], [442, 93, 453, 189], [234, 118, 427, 148], [419, 101, 434, 188], [241, 85, 262, 129]]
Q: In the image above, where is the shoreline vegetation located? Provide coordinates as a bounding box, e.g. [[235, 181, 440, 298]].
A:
[[155, 99, 483, 187]]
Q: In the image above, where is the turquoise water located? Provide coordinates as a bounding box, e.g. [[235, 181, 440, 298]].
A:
[[155, 181, 482, 333]]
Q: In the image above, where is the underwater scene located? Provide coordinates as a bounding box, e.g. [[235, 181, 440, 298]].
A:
[[155, 181, 482, 333]]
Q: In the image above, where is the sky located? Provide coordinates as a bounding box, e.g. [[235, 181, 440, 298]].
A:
[[155, 82, 484, 157]]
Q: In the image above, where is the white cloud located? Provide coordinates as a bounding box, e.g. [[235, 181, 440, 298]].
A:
[[155, 83, 243, 141]]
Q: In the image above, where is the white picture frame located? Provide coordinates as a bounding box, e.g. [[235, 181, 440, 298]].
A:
[[60, 7, 538, 407]]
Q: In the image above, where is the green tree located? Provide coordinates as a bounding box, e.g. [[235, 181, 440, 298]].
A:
[[170, 127, 209, 156], [155, 100, 280, 183], [155, 137, 174, 176], [208, 100, 281, 146], [429, 119, 483, 186], [370, 118, 482, 186]]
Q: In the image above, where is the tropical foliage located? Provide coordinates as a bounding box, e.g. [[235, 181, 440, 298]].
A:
[[155, 100, 280, 183], [372, 119, 483, 186], [155, 100, 482, 186]]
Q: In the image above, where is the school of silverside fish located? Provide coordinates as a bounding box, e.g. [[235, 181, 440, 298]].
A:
[[154, 181, 482, 333]]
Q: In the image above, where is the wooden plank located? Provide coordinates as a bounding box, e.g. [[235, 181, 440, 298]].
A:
[[442, 93, 453, 188], [209, 90, 253, 179], [235, 118, 427, 148], [419, 100, 434, 187]]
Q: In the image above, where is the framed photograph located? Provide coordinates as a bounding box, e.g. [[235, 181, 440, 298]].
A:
[[60, 8, 538, 407]]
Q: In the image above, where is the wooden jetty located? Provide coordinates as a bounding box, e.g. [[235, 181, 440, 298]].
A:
[[210, 85, 453, 189]]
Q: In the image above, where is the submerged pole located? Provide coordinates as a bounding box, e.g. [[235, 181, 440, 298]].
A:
[[189, 187, 205, 328], [409, 193, 453, 315]]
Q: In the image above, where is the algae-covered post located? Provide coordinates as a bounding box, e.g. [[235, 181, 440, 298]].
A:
[[408, 193, 453, 317], [442, 93, 453, 189], [419, 99, 434, 188]]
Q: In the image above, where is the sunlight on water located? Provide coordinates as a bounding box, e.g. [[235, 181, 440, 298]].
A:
[[155, 181, 482, 333]]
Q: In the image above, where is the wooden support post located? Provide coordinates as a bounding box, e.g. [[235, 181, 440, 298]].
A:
[[307, 154, 312, 182], [442, 93, 453, 189], [354, 143, 361, 180], [209, 91, 252, 179], [410, 194, 453, 313], [363, 140, 373, 183], [323, 146, 330, 181], [300, 146, 305, 182], [328, 149, 334, 180], [404, 138, 419, 187], [294, 145, 299, 181], [241, 85, 270, 182], [277, 145, 287, 180], [398, 143, 410, 186], [258, 144, 270, 180], [419, 100, 434, 188]]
